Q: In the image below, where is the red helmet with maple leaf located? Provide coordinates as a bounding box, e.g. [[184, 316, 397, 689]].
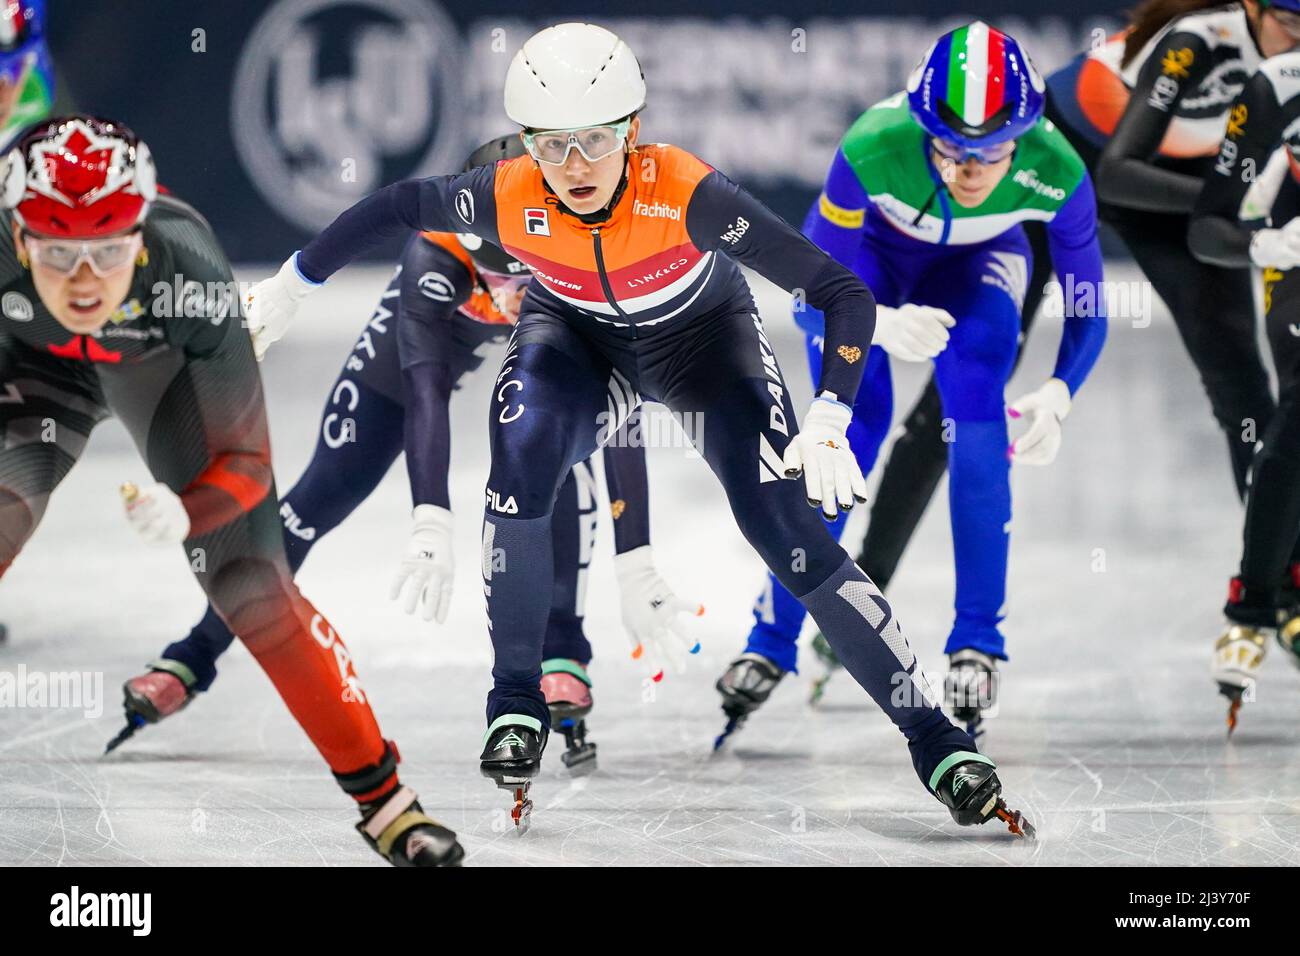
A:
[[3, 114, 156, 238]]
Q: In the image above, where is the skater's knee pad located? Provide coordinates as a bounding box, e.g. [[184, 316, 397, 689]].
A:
[[181, 452, 275, 539], [485, 449, 569, 521], [487, 407, 584, 521]]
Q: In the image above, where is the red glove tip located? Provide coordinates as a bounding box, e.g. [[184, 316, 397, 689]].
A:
[[652, 670, 664, 683]]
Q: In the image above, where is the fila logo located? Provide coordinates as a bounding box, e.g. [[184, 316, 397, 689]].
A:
[[455, 188, 474, 224], [486, 487, 519, 514], [524, 207, 550, 236], [280, 500, 317, 541]]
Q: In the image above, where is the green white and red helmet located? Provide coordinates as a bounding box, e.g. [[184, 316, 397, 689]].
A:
[[907, 21, 1045, 149]]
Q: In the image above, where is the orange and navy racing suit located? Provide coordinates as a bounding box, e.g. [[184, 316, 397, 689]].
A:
[[291, 143, 985, 791]]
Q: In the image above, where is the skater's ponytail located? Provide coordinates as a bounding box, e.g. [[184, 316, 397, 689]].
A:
[[1122, 0, 1230, 67]]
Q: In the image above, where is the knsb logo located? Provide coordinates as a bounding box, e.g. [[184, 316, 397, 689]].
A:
[[231, 0, 463, 232]]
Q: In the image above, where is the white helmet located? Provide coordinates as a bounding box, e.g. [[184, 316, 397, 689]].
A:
[[504, 23, 646, 130]]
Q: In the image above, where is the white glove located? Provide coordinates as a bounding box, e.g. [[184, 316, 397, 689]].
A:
[[872, 304, 956, 362], [1007, 378, 1072, 466], [389, 505, 454, 623], [246, 253, 320, 361], [613, 545, 703, 681], [121, 481, 190, 545], [1249, 218, 1300, 270], [782, 396, 868, 519]]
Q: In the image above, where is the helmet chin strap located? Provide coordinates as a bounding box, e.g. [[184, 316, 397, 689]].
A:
[[540, 147, 632, 225]]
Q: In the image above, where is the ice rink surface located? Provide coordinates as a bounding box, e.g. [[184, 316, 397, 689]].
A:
[[3, 264, 1298, 866]]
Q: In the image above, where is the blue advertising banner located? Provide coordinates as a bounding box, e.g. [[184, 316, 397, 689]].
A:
[[46, 1, 1126, 260]]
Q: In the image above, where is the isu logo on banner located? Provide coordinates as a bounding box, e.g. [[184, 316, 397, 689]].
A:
[[230, 0, 464, 232]]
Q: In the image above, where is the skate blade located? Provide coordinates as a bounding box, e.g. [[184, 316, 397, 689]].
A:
[[712, 715, 744, 752], [103, 713, 147, 754], [994, 802, 1036, 841], [1217, 683, 1244, 737], [809, 675, 830, 706], [511, 787, 533, 834], [560, 744, 597, 773]]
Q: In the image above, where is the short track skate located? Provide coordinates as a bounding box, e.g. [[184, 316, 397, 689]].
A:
[[479, 716, 548, 832]]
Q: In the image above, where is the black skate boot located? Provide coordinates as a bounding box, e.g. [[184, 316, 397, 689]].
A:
[[932, 755, 1035, 839], [808, 632, 842, 705], [105, 660, 198, 753], [479, 715, 548, 832], [1214, 578, 1279, 735], [1275, 564, 1300, 671], [944, 649, 999, 742], [358, 785, 463, 867], [541, 659, 596, 772], [713, 652, 786, 750]]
